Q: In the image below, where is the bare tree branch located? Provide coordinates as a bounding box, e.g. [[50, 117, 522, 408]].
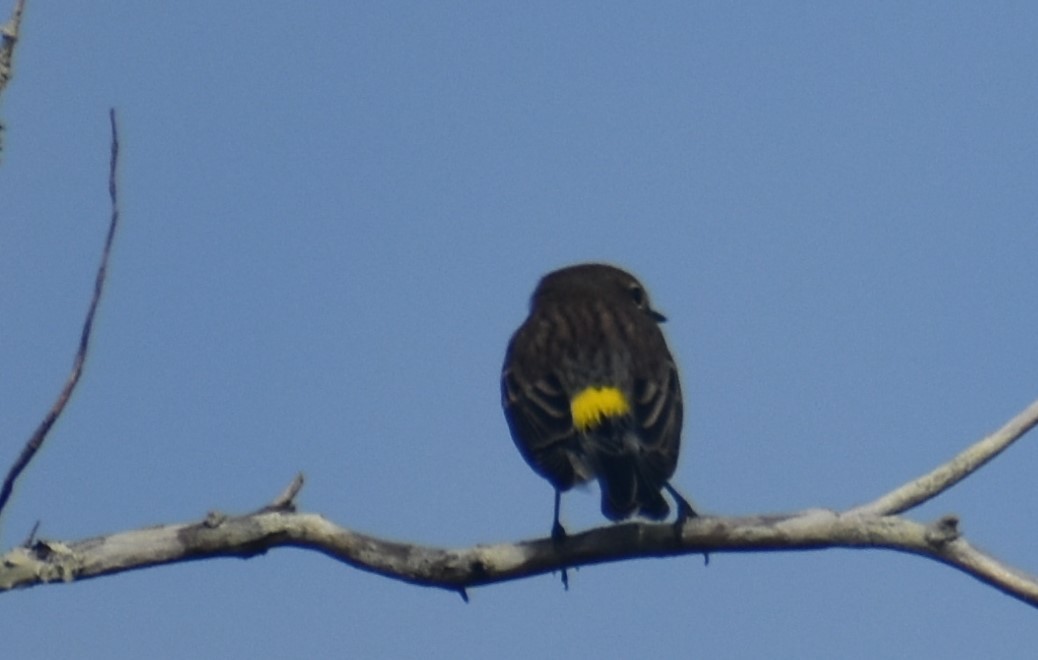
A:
[[848, 398, 1038, 516], [2, 473, 1037, 606], [0, 108, 121, 525], [2, 395, 1038, 604]]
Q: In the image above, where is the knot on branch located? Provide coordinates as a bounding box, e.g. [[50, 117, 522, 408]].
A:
[[925, 514, 960, 546], [204, 511, 228, 528]]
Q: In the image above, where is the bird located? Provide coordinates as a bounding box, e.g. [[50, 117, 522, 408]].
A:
[[501, 263, 695, 541]]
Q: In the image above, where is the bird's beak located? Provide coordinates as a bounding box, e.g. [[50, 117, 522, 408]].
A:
[[650, 309, 667, 323]]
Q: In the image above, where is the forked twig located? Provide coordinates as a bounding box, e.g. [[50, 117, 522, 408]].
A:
[[849, 398, 1038, 516]]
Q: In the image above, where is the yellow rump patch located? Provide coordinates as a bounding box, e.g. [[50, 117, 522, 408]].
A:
[[570, 386, 630, 431]]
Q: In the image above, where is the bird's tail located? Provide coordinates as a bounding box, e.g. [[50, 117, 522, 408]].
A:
[[597, 450, 670, 521]]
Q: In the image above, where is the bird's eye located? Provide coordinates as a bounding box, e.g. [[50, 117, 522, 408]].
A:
[[628, 284, 648, 309]]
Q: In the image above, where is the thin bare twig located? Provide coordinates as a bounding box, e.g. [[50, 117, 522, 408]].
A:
[[262, 473, 305, 512], [0, 109, 121, 524], [849, 398, 1038, 516], [0, 0, 28, 156], [0, 0, 26, 96]]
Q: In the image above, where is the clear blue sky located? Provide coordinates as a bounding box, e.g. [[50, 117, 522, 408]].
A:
[[3, 3, 1038, 658]]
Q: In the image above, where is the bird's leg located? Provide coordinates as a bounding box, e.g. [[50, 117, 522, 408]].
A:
[[551, 489, 569, 590], [551, 489, 568, 542], [665, 482, 707, 561], [664, 482, 698, 525]]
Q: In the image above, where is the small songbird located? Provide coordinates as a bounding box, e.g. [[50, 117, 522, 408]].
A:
[[501, 263, 695, 540]]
